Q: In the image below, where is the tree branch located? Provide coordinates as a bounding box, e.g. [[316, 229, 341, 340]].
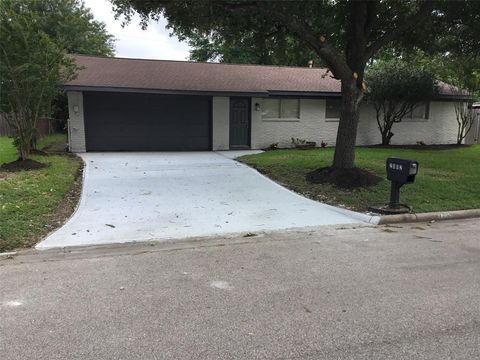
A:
[[364, 1, 378, 37], [255, 5, 350, 79], [365, 0, 435, 60]]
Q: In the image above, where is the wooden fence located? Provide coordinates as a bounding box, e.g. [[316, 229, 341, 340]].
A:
[[0, 113, 57, 137], [0, 113, 11, 136]]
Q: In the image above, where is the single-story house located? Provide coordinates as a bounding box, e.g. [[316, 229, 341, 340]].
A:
[[65, 54, 472, 152]]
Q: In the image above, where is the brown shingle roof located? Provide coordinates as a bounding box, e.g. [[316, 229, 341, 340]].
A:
[[65, 55, 468, 99], [65, 54, 340, 95], [435, 81, 473, 99]]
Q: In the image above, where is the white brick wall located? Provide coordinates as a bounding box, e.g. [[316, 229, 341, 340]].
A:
[[212, 97, 230, 150], [66, 91, 462, 152], [252, 98, 343, 149], [67, 91, 86, 152], [251, 98, 461, 149], [357, 101, 460, 146]]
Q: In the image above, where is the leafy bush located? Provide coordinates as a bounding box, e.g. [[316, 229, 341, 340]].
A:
[[366, 60, 436, 145]]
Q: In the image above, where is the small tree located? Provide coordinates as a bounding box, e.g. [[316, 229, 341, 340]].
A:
[[454, 101, 475, 145], [366, 61, 436, 145], [0, 0, 77, 160], [446, 74, 479, 145], [2, 0, 116, 135]]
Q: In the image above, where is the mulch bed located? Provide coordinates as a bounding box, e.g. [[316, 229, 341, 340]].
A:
[[0, 159, 48, 172], [306, 166, 382, 189]]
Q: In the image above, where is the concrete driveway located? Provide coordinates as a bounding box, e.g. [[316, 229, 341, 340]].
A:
[[37, 152, 375, 249]]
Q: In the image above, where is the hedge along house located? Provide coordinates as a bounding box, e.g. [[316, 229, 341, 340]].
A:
[[65, 54, 471, 152]]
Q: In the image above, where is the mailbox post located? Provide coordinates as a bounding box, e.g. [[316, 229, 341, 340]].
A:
[[386, 157, 419, 210]]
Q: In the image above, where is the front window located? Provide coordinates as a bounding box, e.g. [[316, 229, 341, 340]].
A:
[[262, 99, 300, 119], [325, 99, 341, 120], [406, 102, 430, 120]]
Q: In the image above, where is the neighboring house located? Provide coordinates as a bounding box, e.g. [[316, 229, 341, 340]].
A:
[[65, 54, 470, 152]]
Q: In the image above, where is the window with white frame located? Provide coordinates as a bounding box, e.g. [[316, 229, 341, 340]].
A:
[[325, 99, 341, 120], [262, 99, 300, 120], [406, 102, 430, 120]]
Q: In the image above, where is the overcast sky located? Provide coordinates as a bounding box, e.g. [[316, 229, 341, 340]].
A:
[[83, 0, 191, 60]]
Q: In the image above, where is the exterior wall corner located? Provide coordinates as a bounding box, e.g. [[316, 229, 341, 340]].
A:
[[212, 96, 230, 150], [67, 91, 86, 152]]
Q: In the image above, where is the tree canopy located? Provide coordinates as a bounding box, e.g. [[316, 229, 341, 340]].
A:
[[111, 0, 478, 173], [377, 49, 480, 99], [367, 61, 436, 105], [9, 0, 115, 56], [186, 28, 320, 67]]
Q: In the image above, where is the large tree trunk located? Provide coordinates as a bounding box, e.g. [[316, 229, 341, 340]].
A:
[[332, 79, 362, 169]]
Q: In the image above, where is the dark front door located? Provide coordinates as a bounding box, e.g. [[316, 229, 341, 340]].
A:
[[229, 97, 250, 149]]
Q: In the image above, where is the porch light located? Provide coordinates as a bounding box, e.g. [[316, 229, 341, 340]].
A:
[[255, 103, 261, 111]]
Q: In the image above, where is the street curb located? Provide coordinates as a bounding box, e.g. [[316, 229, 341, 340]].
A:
[[322, 203, 381, 225], [378, 209, 480, 224], [0, 251, 17, 258]]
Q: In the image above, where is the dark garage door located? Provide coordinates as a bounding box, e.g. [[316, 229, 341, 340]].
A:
[[83, 92, 211, 151]]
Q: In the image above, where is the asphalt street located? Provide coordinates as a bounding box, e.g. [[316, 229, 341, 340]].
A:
[[1, 219, 479, 359]]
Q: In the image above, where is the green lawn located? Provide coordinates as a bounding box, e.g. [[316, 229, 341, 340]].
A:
[[0, 134, 82, 252], [0, 136, 18, 164], [38, 133, 68, 152], [239, 146, 480, 213]]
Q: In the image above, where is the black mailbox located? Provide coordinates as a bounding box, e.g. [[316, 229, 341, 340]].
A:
[[386, 157, 419, 209], [386, 158, 419, 184]]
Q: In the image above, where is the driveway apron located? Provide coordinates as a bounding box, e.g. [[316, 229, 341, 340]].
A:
[[37, 152, 369, 249]]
